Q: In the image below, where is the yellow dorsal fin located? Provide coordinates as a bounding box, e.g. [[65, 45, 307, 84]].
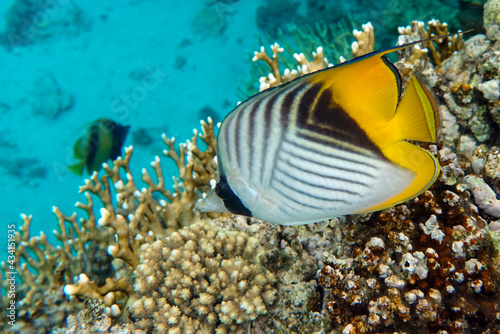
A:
[[310, 49, 401, 124], [392, 76, 438, 142], [363, 141, 439, 213], [307, 34, 458, 142], [371, 76, 439, 147]]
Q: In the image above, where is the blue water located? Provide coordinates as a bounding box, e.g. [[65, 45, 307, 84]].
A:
[[0, 0, 261, 252], [0, 0, 480, 257]]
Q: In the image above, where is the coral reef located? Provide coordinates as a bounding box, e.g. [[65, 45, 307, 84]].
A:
[[250, 20, 375, 92], [63, 118, 219, 315], [0, 118, 219, 332], [191, 1, 237, 37], [382, 0, 464, 36], [307, 5, 500, 331], [318, 184, 499, 333], [437, 35, 498, 152], [2, 3, 500, 333], [397, 19, 466, 67], [0, 157, 47, 187], [275, 19, 356, 63], [242, 6, 358, 98]]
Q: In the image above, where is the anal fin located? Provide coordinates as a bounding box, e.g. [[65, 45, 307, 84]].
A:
[[366, 141, 439, 212]]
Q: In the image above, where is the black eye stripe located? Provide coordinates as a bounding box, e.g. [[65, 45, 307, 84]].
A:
[[215, 175, 252, 217]]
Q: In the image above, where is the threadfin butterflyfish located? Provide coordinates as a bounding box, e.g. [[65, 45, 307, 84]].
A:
[[69, 119, 130, 175], [198, 38, 443, 225]]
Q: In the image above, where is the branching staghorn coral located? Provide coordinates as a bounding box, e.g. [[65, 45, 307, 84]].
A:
[[252, 42, 330, 91], [397, 19, 465, 67], [252, 21, 376, 92], [0, 211, 98, 332], [240, 18, 356, 97], [3, 6, 500, 332], [253, 19, 466, 94], [81, 117, 217, 244], [351, 22, 375, 57], [0, 118, 219, 331], [64, 117, 219, 315], [13, 212, 91, 312]]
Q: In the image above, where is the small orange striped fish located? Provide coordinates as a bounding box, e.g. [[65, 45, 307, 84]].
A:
[[199, 39, 441, 225]]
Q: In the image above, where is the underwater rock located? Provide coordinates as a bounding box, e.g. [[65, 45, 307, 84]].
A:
[[191, 1, 236, 37], [0, 157, 47, 187], [131, 128, 153, 147], [439, 105, 460, 149], [197, 105, 220, 124], [485, 0, 500, 41], [0, 0, 90, 49], [478, 78, 500, 101], [29, 72, 73, 119], [464, 175, 500, 217], [256, 0, 299, 37], [63, 299, 142, 334], [318, 182, 499, 333]]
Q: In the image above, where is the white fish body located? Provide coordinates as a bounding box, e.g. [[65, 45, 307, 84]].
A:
[[199, 40, 440, 225]]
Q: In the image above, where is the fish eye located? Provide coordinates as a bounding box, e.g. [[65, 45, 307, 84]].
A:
[[74, 139, 89, 155]]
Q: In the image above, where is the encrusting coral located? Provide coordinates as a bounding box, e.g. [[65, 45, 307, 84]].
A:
[[2, 2, 500, 333], [318, 185, 499, 333]]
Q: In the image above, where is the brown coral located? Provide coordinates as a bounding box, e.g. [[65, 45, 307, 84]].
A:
[[397, 19, 466, 68], [3, 6, 500, 333], [319, 178, 500, 333], [63, 118, 219, 313]]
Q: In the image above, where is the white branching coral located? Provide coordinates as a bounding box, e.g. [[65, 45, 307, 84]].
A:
[[129, 221, 277, 334], [351, 22, 375, 57], [252, 22, 376, 93], [252, 42, 335, 92]]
